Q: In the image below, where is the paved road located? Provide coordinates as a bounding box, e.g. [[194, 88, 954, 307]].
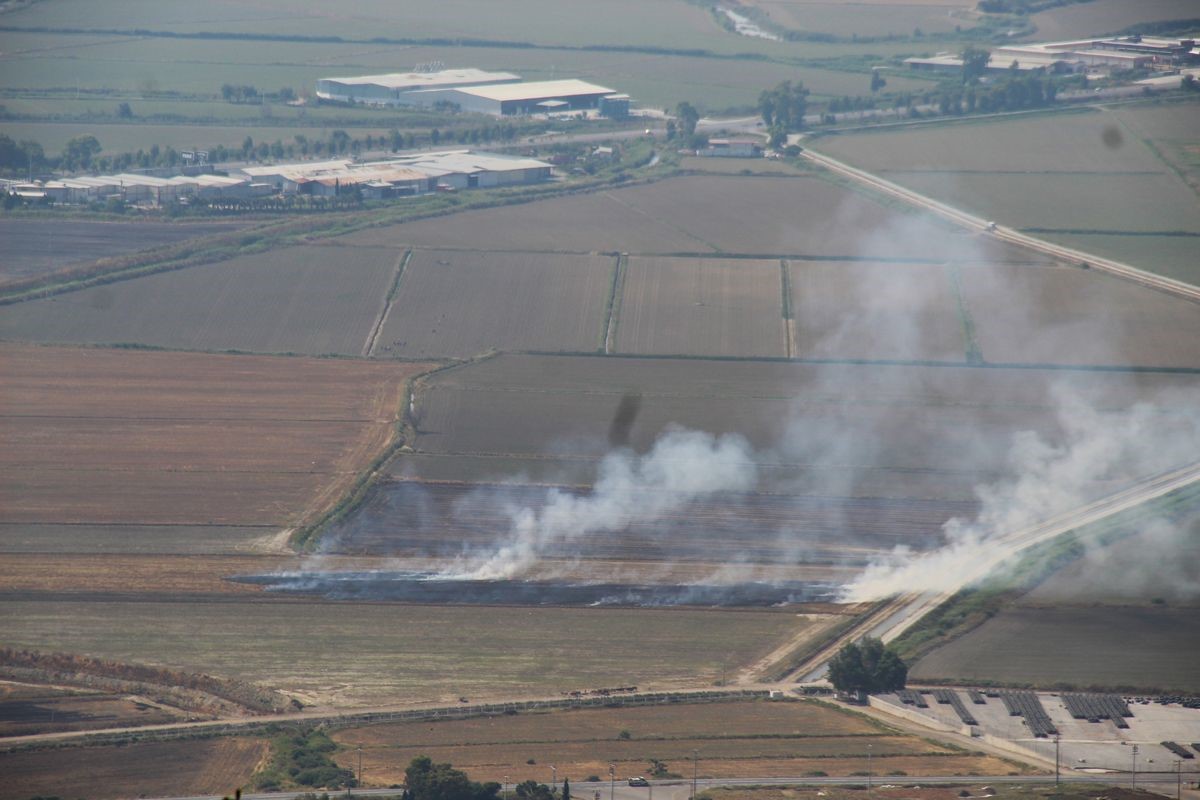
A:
[[140, 772, 1190, 800]]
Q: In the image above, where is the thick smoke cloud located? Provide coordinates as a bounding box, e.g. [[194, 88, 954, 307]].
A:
[[448, 426, 757, 580], [841, 384, 1200, 602]]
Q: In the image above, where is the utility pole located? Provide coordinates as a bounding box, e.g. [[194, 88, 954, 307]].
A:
[[1176, 759, 1183, 800], [505, 775, 509, 800], [1132, 744, 1140, 790], [1054, 734, 1061, 787], [867, 743, 873, 795], [610, 764, 616, 800], [552, 766, 557, 797], [357, 744, 363, 788], [692, 749, 699, 800]]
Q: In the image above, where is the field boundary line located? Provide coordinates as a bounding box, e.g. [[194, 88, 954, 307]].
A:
[[945, 263, 983, 366], [780, 259, 794, 359], [602, 254, 628, 355], [364, 249, 411, 357]]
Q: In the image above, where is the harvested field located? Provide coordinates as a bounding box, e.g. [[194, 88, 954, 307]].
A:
[[406, 354, 1197, 492], [614, 257, 786, 357], [0, 344, 431, 538], [1, 737, 268, 800], [681, 156, 813, 176], [1110, 102, 1200, 191], [0, 689, 181, 736], [788, 260, 967, 362], [0, 244, 403, 355], [333, 698, 1021, 787], [911, 605, 1200, 693], [0, 523, 278, 555], [374, 250, 614, 358], [0, 553, 295, 596], [1028, 0, 1199, 40], [0, 218, 247, 285], [342, 176, 975, 260], [0, 599, 805, 708], [959, 263, 1200, 368], [322, 478, 964, 565]]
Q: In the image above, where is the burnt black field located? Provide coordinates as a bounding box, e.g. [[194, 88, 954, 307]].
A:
[[231, 570, 841, 607]]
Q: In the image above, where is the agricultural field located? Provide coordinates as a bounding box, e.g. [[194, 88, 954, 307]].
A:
[[788, 260, 967, 363], [0, 599, 807, 708], [0, 218, 249, 285], [332, 698, 1019, 786], [0, 243, 404, 355], [1028, 0, 1200, 40], [345, 175, 1009, 261], [910, 605, 1200, 692], [0, 344, 429, 540], [812, 103, 1200, 282], [2, 737, 268, 800], [373, 250, 615, 358], [960, 263, 1200, 368], [614, 257, 787, 357], [0, 682, 182, 736], [742, 0, 974, 39]]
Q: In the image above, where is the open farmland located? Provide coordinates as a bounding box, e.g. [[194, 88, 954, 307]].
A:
[[959, 263, 1200, 368], [743, 0, 973, 38], [788, 260, 967, 363], [0, 244, 403, 355], [1028, 0, 1200, 40], [0, 218, 248, 285], [812, 104, 1200, 281], [0, 344, 430, 541], [343, 176, 1010, 261], [0, 599, 805, 708], [333, 699, 1019, 787], [0, 684, 182, 736], [911, 605, 1200, 692], [1037, 233, 1200, 287], [615, 257, 786, 357], [373, 250, 614, 358], [1, 737, 268, 800]]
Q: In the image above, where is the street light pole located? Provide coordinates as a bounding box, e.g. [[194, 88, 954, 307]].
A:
[[692, 750, 699, 800], [867, 744, 872, 795], [1176, 759, 1183, 800], [505, 775, 509, 800], [357, 745, 363, 788], [610, 764, 615, 800], [1132, 745, 1139, 791], [552, 766, 557, 796]]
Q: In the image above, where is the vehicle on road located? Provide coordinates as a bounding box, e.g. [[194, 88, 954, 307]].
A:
[[628, 777, 650, 787]]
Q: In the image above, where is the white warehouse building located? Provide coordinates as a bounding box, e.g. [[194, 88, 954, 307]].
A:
[[411, 79, 618, 115], [315, 68, 521, 106]]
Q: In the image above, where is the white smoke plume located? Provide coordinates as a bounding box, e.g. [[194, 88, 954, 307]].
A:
[[840, 384, 1200, 602], [448, 426, 757, 580]]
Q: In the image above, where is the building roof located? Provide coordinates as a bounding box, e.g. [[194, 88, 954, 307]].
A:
[[451, 79, 616, 102], [241, 159, 351, 177], [320, 69, 520, 91]]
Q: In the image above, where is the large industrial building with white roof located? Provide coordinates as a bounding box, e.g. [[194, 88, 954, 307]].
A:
[[315, 68, 629, 117]]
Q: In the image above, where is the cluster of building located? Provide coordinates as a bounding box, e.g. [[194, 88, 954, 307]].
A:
[[6, 149, 554, 206], [905, 35, 1200, 75], [240, 150, 553, 198], [315, 67, 631, 118]]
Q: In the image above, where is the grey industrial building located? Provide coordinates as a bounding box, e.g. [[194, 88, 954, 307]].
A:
[[411, 79, 618, 115], [314, 68, 520, 105]]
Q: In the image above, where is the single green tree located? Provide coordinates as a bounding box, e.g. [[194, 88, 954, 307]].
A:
[[961, 46, 991, 84], [827, 637, 907, 695], [675, 102, 700, 140]]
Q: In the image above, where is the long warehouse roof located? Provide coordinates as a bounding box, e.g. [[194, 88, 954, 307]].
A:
[[450, 79, 616, 102], [322, 69, 520, 90]]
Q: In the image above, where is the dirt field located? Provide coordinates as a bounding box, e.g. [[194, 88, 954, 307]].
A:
[[2, 736, 267, 799], [0, 688, 182, 736], [0, 599, 806, 708], [0, 218, 248, 285], [788, 260, 967, 363], [0, 344, 431, 535], [342, 176, 962, 260], [333, 698, 1020, 786], [374, 250, 614, 358], [0, 244, 404, 355], [960, 263, 1200, 368], [911, 605, 1200, 692], [615, 257, 786, 357]]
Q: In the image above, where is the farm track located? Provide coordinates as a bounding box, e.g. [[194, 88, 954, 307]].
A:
[[800, 148, 1200, 303]]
